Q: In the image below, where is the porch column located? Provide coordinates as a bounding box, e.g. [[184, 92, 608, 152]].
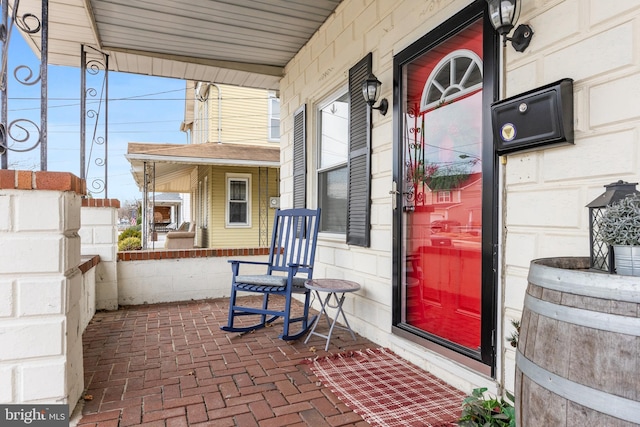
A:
[[0, 170, 85, 411], [80, 198, 120, 310]]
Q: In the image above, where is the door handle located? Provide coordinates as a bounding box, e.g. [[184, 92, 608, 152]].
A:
[[390, 181, 399, 210]]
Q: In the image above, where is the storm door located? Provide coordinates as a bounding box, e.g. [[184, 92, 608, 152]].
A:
[[392, 4, 497, 371]]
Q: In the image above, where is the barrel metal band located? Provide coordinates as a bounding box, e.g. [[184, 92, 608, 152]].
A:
[[516, 351, 640, 423], [524, 294, 640, 337], [528, 262, 640, 303]]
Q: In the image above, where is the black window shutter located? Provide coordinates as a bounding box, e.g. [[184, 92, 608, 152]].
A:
[[293, 105, 306, 209], [347, 53, 372, 247]]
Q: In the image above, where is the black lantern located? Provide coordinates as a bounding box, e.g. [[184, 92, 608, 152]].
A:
[[362, 73, 388, 115], [485, 0, 533, 52], [586, 180, 639, 272]]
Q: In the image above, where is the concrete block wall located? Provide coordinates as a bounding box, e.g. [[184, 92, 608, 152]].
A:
[[0, 170, 85, 412], [281, 0, 640, 393], [80, 199, 120, 310], [280, 0, 484, 392], [500, 0, 640, 391], [116, 250, 269, 305], [78, 256, 100, 332]]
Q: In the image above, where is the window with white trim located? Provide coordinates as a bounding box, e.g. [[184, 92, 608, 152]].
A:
[[203, 176, 209, 227], [317, 90, 349, 234], [268, 93, 280, 141], [198, 180, 203, 225], [226, 174, 251, 227], [437, 190, 452, 203], [420, 49, 483, 112]]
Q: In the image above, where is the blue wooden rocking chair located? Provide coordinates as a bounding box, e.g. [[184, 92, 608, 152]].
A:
[[220, 208, 321, 340]]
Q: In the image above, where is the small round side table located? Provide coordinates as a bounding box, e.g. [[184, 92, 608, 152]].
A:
[[304, 278, 361, 351]]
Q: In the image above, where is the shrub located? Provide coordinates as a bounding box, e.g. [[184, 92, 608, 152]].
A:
[[118, 237, 142, 251], [119, 226, 141, 242]]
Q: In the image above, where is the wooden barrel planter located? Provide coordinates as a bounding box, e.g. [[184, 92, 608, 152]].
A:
[[516, 257, 640, 427]]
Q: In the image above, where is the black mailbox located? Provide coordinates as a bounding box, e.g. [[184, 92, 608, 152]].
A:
[[491, 78, 574, 154]]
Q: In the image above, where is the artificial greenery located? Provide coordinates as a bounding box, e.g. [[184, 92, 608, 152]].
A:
[[459, 387, 516, 427], [118, 236, 142, 251], [506, 319, 520, 348], [597, 194, 640, 246]]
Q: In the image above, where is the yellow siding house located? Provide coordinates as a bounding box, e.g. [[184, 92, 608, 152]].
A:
[[126, 82, 281, 249]]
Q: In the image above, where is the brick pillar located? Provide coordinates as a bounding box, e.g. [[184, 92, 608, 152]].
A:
[[0, 170, 85, 411], [80, 198, 120, 310]]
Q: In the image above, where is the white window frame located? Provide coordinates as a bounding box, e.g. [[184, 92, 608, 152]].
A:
[[198, 180, 203, 225], [226, 173, 251, 228], [437, 190, 452, 203], [316, 87, 349, 235], [268, 92, 280, 142], [203, 176, 209, 228]]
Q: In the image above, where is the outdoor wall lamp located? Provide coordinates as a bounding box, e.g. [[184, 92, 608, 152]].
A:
[[362, 73, 388, 115], [486, 0, 533, 52]]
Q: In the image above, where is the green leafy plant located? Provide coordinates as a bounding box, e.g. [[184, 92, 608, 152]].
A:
[[597, 194, 640, 246], [459, 387, 516, 427], [118, 226, 141, 243], [118, 236, 142, 251]]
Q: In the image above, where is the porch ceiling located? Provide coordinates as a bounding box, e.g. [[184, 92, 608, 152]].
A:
[[20, 0, 341, 90]]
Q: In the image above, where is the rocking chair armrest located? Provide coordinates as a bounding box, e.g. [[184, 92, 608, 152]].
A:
[[228, 260, 270, 266], [287, 263, 312, 269], [228, 259, 270, 275]]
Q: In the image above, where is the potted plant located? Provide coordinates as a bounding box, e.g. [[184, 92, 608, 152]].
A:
[[458, 387, 515, 427], [597, 193, 640, 276]]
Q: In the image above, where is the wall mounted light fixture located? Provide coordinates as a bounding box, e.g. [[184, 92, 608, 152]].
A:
[[486, 0, 533, 52], [362, 73, 388, 115]]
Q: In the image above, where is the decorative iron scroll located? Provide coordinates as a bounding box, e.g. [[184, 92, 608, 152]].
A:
[[81, 44, 109, 197], [403, 103, 425, 211], [0, 0, 48, 170]]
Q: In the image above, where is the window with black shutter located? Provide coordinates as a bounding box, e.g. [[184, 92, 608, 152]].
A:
[[293, 105, 306, 209], [347, 53, 372, 246]]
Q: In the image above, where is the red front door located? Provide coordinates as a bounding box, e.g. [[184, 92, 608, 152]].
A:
[[401, 19, 483, 351]]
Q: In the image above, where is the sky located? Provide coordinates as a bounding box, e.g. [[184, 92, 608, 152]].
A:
[[5, 32, 187, 203]]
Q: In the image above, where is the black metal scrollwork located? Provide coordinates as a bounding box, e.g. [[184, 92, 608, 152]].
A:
[[14, 11, 41, 34], [1, 0, 48, 170], [6, 118, 41, 152], [14, 64, 40, 85], [81, 44, 109, 197]]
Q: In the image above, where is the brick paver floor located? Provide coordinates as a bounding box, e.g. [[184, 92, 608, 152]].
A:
[[76, 296, 376, 427]]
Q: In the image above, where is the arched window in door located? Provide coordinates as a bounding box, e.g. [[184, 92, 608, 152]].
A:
[[420, 49, 482, 112]]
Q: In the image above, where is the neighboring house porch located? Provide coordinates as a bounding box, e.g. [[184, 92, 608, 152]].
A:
[[126, 142, 280, 249]]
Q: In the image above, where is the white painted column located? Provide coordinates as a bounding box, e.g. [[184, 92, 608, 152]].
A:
[[0, 171, 84, 412], [80, 199, 120, 310]]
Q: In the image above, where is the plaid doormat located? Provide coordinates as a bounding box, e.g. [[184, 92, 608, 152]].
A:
[[304, 348, 465, 427]]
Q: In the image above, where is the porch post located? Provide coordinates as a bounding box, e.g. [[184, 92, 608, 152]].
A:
[[0, 170, 85, 412], [80, 198, 120, 310]]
